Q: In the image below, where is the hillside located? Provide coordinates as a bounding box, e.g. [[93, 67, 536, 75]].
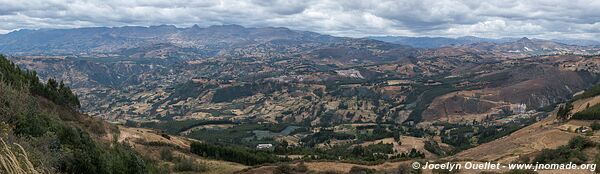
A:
[[0, 54, 149, 173], [421, 63, 595, 122], [446, 83, 600, 172], [368, 36, 513, 48], [0, 54, 248, 173], [238, 94, 600, 174]]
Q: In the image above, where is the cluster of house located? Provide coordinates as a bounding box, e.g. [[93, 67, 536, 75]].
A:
[[557, 124, 592, 134]]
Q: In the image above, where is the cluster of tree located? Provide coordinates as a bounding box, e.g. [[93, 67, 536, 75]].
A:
[[300, 130, 355, 147], [424, 140, 447, 156], [574, 84, 600, 100], [0, 55, 79, 108], [406, 84, 457, 123], [275, 139, 425, 163], [185, 123, 292, 147], [351, 143, 394, 157], [440, 117, 537, 153], [557, 102, 573, 120], [304, 143, 420, 162], [56, 132, 147, 174], [212, 82, 286, 103], [190, 142, 279, 165], [571, 103, 600, 120], [327, 85, 383, 100], [137, 119, 233, 134], [403, 126, 431, 138], [441, 125, 475, 151], [317, 110, 336, 127], [390, 148, 425, 159], [565, 83, 600, 120], [476, 120, 532, 144], [533, 136, 594, 164], [159, 148, 209, 173], [356, 126, 397, 141], [166, 80, 218, 103]]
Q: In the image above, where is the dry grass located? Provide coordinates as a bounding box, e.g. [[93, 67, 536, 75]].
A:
[[451, 115, 579, 163], [0, 139, 40, 174], [113, 126, 248, 174], [571, 94, 600, 116]]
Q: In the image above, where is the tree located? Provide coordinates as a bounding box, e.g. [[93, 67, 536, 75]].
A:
[[0, 55, 80, 108], [47, 78, 58, 91], [591, 121, 600, 130], [352, 146, 365, 156], [557, 102, 573, 120], [393, 130, 401, 143]]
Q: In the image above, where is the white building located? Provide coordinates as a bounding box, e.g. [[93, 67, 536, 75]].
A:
[[511, 103, 527, 114], [256, 144, 273, 149]]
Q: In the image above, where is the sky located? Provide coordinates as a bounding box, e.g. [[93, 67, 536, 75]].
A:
[[1, 0, 600, 40]]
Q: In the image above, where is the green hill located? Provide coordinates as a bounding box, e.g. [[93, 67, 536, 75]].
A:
[[0, 54, 148, 173]]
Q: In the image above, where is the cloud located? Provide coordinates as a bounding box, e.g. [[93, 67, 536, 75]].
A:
[[0, 0, 599, 40]]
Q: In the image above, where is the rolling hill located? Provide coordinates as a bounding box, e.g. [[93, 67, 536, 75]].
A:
[[0, 54, 247, 173]]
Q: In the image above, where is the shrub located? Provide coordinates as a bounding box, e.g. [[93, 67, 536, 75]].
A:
[[349, 166, 375, 174], [173, 158, 208, 172], [591, 121, 600, 130], [275, 164, 293, 174], [159, 148, 174, 161], [567, 136, 594, 150], [532, 137, 594, 165]]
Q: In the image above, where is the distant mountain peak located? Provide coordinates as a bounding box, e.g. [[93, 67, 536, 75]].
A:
[[517, 37, 532, 42], [190, 24, 201, 30]]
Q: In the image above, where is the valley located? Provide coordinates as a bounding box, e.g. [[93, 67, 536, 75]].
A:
[[2, 25, 600, 173]]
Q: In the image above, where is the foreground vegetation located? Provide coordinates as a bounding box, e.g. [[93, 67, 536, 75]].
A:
[[532, 136, 594, 164], [0, 55, 148, 173]]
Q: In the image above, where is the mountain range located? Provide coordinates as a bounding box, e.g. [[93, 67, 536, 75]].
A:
[[0, 24, 340, 55], [2, 24, 600, 173], [2, 25, 599, 57], [369, 35, 600, 48]]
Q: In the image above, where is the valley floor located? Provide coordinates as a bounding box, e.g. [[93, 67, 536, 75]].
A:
[[239, 113, 600, 174]]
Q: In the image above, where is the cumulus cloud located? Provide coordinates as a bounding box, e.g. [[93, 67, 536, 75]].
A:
[[0, 0, 599, 40]]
